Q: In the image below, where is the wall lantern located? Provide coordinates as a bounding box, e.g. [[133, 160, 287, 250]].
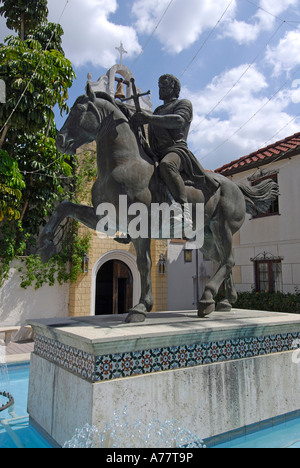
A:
[[158, 254, 166, 276], [82, 253, 90, 274], [184, 249, 193, 263]]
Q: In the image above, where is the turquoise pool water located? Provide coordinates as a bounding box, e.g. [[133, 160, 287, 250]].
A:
[[1, 363, 300, 448], [0, 363, 52, 448], [212, 419, 300, 448]]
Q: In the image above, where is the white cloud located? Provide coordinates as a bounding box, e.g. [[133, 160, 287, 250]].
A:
[[47, 0, 141, 68], [223, 0, 300, 45], [223, 20, 261, 45], [0, 0, 142, 67], [183, 65, 299, 169], [265, 28, 300, 76], [131, 0, 237, 54]]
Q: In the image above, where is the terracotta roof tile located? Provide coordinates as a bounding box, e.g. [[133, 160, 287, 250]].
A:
[[215, 132, 300, 175]]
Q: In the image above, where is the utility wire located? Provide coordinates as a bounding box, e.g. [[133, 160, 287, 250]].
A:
[[190, 0, 300, 135], [180, 0, 235, 78], [132, 0, 175, 67], [245, 0, 300, 28], [197, 63, 300, 162], [261, 113, 300, 149], [190, 20, 286, 135]]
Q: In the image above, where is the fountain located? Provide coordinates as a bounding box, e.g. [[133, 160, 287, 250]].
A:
[[63, 407, 206, 449], [0, 341, 14, 414], [0, 341, 30, 449], [28, 311, 300, 447]]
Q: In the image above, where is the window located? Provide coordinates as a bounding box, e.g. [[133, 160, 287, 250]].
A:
[[251, 174, 279, 218], [252, 252, 283, 292]]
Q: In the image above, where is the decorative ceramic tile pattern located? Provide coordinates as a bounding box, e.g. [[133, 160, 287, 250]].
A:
[[34, 332, 300, 383], [34, 335, 96, 381]]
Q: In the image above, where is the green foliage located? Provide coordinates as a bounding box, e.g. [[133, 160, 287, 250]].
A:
[[0, 220, 29, 284], [217, 290, 300, 313], [28, 22, 65, 55], [18, 222, 92, 290], [75, 150, 98, 203], [0, 149, 25, 221], [11, 127, 74, 236], [0, 125, 80, 287], [0, 124, 97, 289], [0, 0, 48, 38], [0, 1, 91, 290], [0, 35, 75, 132]]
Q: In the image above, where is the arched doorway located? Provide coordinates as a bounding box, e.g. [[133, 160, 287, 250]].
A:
[[95, 260, 133, 315]]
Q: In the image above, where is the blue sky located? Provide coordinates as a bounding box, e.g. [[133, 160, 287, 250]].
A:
[[1, 0, 300, 170]]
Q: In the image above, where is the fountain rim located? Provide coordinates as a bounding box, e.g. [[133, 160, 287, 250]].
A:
[[0, 391, 14, 412]]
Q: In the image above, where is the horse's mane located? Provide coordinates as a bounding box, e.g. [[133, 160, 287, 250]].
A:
[[94, 91, 118, 107], [85, 89, 153, 163], [93, 91, 133, 121]]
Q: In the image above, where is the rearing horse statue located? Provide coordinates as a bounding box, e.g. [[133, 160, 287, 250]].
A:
[[38, 83, 278, 323]]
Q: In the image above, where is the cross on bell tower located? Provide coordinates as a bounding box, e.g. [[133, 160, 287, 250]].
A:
[[115, 42, 128, 66]]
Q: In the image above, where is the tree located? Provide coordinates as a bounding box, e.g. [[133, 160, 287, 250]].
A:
[[0, 34, 74, 137], [0, 1, 90, 288], [29, 22, 65, 55], [0, 0, 48, 40]]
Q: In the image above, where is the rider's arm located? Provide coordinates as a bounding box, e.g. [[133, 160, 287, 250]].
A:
[[133, 111, 185, 129], [146, 113, 185, 129], [133, 99, 192, 129]]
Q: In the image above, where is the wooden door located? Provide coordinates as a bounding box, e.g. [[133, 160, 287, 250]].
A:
[[95, 260, 133, 315]]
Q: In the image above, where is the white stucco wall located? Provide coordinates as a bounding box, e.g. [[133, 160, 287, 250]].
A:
[[230, 153, 300, 293], [167, 242, 214, 310], [167, 242, 195, 310], [0, 260, 69, 340]]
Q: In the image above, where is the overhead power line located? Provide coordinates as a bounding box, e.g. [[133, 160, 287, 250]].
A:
[[245, 0, 300, 28], [190, 20, 286, 135], [262, 112, 300, 148], [180, 0, 235, 78], [197, 63, 300, 162], [132, 0, 175, 67]]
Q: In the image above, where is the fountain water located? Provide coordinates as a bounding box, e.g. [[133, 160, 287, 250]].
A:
[[63, 407, 206, 449], [0, 341, 14, 413], [0, 341, 29, 449]]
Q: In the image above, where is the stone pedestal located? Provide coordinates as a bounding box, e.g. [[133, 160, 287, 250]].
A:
[[27, 310, 300, 447]]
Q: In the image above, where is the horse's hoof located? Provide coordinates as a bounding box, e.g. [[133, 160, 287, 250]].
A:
[[125, 309, 147, 323], [198, 300, 215, 318], [216, 300, 232, 312]]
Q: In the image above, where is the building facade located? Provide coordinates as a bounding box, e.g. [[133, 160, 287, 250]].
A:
[[166, 132, 300, 312], [216, 132, 300, 294]]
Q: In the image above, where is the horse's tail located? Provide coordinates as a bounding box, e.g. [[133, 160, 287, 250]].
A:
[[237, 179, 280, 216]]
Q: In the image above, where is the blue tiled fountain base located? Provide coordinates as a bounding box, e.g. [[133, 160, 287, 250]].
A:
[[34, 331, 300, 383]]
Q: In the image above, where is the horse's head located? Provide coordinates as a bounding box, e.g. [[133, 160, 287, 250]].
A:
[[56, 83, 103, 155]]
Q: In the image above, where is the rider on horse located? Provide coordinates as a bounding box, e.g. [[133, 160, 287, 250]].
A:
[[132, 74, 220, 208]]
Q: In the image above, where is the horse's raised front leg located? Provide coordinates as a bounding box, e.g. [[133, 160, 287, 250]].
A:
[[38, 201, 99, 263], [125, 238, 154, 323]]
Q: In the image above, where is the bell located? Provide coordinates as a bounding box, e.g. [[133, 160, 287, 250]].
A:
[[115, 81, 126, 100]]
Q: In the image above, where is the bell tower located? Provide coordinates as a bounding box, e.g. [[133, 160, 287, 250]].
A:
[[87, 45, 152, 113]]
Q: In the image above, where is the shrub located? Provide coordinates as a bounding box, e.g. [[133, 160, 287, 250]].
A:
[[232, 290, 300, 313]]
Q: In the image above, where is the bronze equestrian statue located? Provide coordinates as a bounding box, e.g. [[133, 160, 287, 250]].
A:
[[38, 75, 278, 323]]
